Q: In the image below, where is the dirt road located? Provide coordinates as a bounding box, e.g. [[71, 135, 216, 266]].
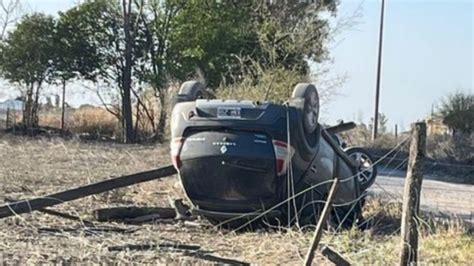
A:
[[370, 168, 473, 224]]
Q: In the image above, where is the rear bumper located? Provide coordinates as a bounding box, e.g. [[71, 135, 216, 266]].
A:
[[178, 130, 280, 210]]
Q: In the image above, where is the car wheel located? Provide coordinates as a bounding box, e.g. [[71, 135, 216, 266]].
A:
[[291, 83, 320, 135], [345, 147, 378, 191], [289, 84, 320, 157], [177, 80, 207, 103]]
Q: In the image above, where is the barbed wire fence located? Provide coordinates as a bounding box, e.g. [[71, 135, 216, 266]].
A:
[[1, 123, 471, 264], [220, 136, 411, 231], [212, 128, 471, 264]]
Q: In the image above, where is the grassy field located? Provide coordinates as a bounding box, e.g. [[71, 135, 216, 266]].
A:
[[0, 134, 472, 264]]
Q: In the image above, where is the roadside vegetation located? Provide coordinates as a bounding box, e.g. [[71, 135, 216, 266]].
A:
[[0, 0, 340, 143], [0, 136, 471, 264]]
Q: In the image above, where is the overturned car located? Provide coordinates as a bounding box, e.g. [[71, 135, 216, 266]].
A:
[[170, 81, 377, 228]]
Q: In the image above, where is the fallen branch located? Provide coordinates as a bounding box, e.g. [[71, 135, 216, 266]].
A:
[[108, 242, 250, 265], [182, 251, 250, 266], [184, 221, 202, 228], [38, 226, 136, 235], [320, 246, 351, 266], [124, 214, 163, 223], [5, 197, 95, 226], [37, 208, 96, 227], [94, 206, 176, 222], [0, 165, 177, 219], [108, 243, 201, 252]]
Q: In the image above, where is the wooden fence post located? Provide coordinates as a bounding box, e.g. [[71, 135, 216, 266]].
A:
[[13, 110, 17, 133], [399, 122, 426, 266], [6, 107, 10, 128], [0, 165, 176, 219], [395, 124, 398, 140], [304, 177, 340, 266]]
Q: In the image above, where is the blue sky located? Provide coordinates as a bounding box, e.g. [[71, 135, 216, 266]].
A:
[[327, 0, 472, 130], [12, 0, 474, 130]]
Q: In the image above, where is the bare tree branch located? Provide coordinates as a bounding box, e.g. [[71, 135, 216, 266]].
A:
[[130, 85, 156, 132], [0, 0, 22, 40], [82, 83, 121, 119]]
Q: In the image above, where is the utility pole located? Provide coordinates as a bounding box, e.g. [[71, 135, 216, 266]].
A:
[[372, 0, 386, 141]]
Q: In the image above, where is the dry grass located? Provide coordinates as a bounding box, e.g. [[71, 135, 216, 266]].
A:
[[68, 106, 119, 138], [40, 106, 119, 138], [0, 135, 472, 264], [39, 100, 166, 141]]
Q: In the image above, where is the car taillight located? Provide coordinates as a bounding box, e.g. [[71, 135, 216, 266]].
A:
[[171, 137, 184, 170], [272, 140, 294, 176]]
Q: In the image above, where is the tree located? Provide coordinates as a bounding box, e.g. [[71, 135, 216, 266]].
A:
[[168, 1, 337, 93], [0, 13, 56, 128], [121, 0, 138, 143], [136, 0, 181, 141], [250, 2, 338, 75], [44, 0, 339, 141], [206, 1, 339, 101], [168, 0, 256, 88], [60, 0, 146, 143], [439, 91, 474, 135], [0, 0, 22, 40], [53, 9, 101, 131]]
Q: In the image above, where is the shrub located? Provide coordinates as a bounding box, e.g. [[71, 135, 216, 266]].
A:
[[438, 91, 473, 135], [216, 67, 304, 103], [427, 134, 474, 164]]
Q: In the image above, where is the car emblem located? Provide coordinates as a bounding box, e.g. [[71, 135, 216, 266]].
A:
[[220, 146, 228, 154]]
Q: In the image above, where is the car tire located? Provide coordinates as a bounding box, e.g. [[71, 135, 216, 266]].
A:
[[345, 147, 378, 191], [291, 83, 320, 135], [177, 80, 207, 103], [289, 84, 320, 158]]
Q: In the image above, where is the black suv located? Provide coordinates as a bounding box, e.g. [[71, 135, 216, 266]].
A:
[[170, 81, 377, 228]]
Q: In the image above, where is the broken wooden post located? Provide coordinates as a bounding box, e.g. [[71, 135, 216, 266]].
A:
[[39, 208, 96, 226], [108, 243, 201, 252], [5, 197, 95, 226], [320, 245, 350, 266], [94, 206, 176, 222], [399, 122, 426, 266], [304, 177, 340, 266], [0, 165, 177, 219]]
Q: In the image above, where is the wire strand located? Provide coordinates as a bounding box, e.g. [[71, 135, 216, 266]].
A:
[[232, 136, 411, 231]]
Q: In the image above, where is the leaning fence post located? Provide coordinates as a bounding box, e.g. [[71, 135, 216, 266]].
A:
[[304, 177, 340, 266], [399, 122, 426, 266]]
